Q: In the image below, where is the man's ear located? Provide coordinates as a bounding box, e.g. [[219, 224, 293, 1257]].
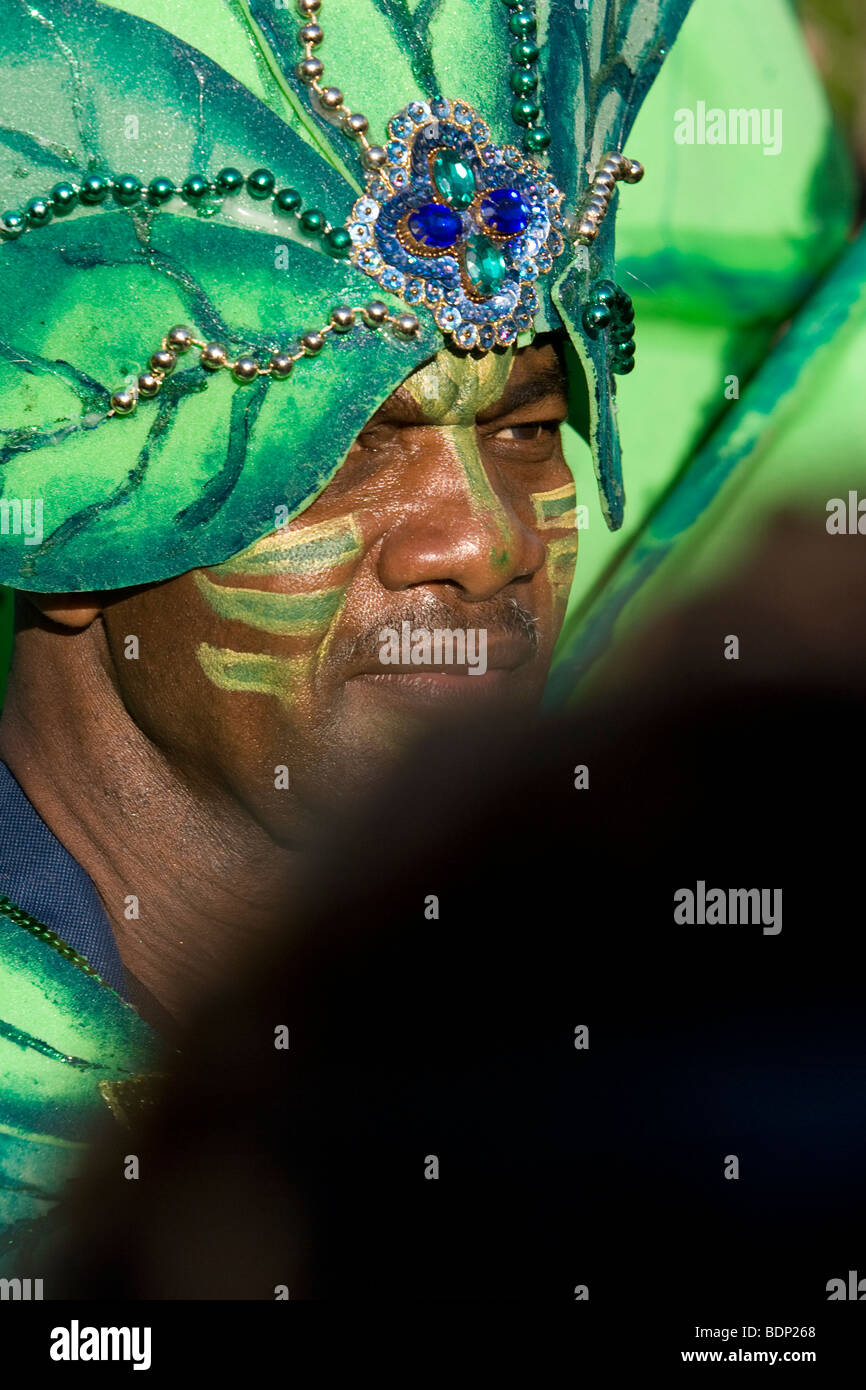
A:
[[19, 592, 104, 629]]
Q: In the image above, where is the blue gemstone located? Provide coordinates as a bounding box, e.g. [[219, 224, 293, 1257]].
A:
[[480, 188, 531, 238], [407, 202, 462, 249]]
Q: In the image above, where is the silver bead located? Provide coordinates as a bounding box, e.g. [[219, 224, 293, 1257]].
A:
[[576, 219, 598, 240], [166, 324, 195, 351], [320, 87, 344, 110], [362, 145, 387, 171], [624, 159, 644, 184], [297, 56, 324, 83], [269, 352, 294, 379], [233, 356, 259, 383], [593, 171, 616, 192], [363, 300, 389, 327], [137, 372, 162, 398], [201, 342, 229, 370], [297, 0, 321, 12], [395, 313, 420, 337], [302, 331, 325, 355], [298, 22, 323, 45], [330, 306, 356, 332], [343, 112, 369, 137], [110, 388, 137, 415], [150, 349, 176, 375]]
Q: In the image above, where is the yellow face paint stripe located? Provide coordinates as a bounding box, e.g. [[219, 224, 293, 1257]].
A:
[[532, 483, 578, 530], [197, 644, 310, 707], [546, 534, 579, 603], [211, 515, 363, 579], [194, 572, 345, 638]]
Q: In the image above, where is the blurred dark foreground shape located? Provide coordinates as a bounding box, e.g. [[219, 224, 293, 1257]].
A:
[[52, 514, 866, 1303]]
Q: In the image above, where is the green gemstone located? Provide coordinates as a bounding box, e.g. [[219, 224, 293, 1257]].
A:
[[510, 38, 539, 66], [432, 149, 477, 210], [509, 11, 537, 36], [0, 210, 26, 238], [113, 174, 142, 205], [148, 177, 175, 204], [512, 97, 540, 127], [79, 174, 111, 205], [324, 226, 352, 257], [50, 182, 79, 214], [216, 167, 244, 194], [300, 207, 326, 234], [524, 127, 551, 152], [182, 174, 210, 200], [25, 197, 53, 227], [464, 235, 508, 297], [247, 168, 276, 199], [510, 68, 538, 94]]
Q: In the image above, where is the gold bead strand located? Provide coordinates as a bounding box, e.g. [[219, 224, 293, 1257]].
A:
[[295, 0, 387, 172], [575, 151, 644, 244], [107, 305, 420, 416]]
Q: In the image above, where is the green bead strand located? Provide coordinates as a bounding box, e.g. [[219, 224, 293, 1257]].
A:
[[500, 1, 547, 155]]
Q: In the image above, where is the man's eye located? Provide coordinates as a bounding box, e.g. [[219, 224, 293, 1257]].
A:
[[493, 421, 560, 442]]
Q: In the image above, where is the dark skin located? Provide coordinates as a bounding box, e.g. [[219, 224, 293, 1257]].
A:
[[0, 337, 576, 1019]]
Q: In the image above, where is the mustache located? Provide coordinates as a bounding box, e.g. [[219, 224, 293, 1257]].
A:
[[328, 596, 541, 669]]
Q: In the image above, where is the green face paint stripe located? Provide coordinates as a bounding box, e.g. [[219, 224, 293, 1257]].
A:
[[197, 643, 309, 703], [194, 572, 345, 637], [403, 346, 515, 425], [211, 514, 364, 578], [532, 484, 578, 529], [546, 534, 579, 599]]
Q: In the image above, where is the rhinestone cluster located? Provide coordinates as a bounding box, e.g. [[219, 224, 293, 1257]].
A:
[[348, 98, 565, 351]]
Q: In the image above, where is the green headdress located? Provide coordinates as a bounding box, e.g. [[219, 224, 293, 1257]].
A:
[[0, 0, 692, 592]]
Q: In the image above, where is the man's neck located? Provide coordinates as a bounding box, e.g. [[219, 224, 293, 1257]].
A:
[[0, 620, 297, 1021]]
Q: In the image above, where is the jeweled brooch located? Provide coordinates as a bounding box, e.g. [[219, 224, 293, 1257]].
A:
[[348, 98, 566, 351]]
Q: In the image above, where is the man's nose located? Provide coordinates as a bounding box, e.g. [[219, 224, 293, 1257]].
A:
[[375, 425, 547, 601]]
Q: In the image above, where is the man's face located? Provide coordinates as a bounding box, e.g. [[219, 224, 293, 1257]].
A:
[[100, 337, 577, 837]]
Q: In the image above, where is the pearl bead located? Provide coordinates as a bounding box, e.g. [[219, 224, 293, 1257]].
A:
[[148, 177, 175, 204], [269, 352, 294, 379], [215, 167, 244, 195], [363, 146, 387, 171], [201, 343, 229, 370], [275, 187, 302, 213], [0, 211, 26, 238], [233, 357, 259, 383], [150, 349, 177, 375], [110, 389, 137, 415], [343, 112, 369, 137], [182, 174, 211, 201], [113, 174, 143, 206], [298, 56, 324, 83], [137, 373, 162, 398], [79, 174, 111, 205], [299, 207, 325, 234], [330, 306, 356, 332], [50, 182, 79, 214], [363, 301, 389, 327], [299, 22, 323, 45], [247, 168, 276, 199], [320, 86, 344, 109], [624, 159, 644, 184], [167, 325, 195, 351], [302, 331, 325, 355], [395, 313, 420, 336], [324, 227, 352, 257], [25, 198, 53, 227]]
